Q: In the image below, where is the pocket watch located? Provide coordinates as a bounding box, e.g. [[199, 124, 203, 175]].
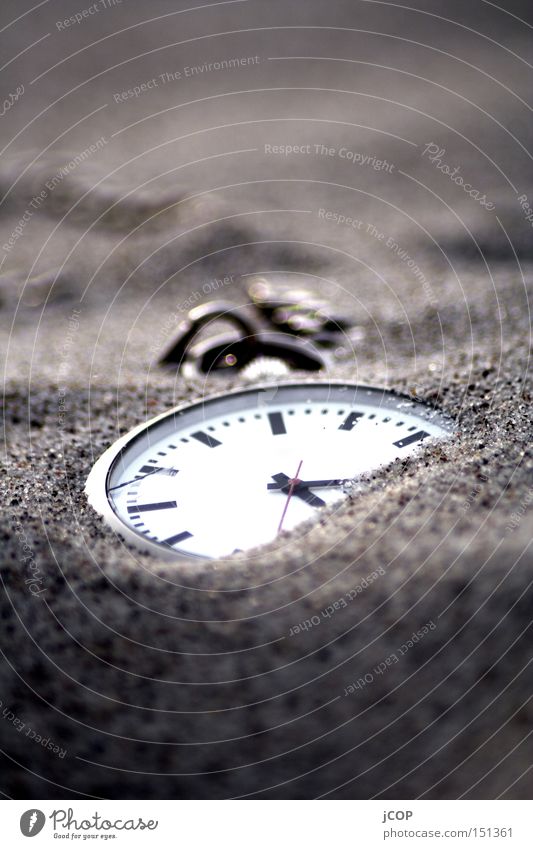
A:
[[85, 381, 453, 560], [85, 293, 454, 560]]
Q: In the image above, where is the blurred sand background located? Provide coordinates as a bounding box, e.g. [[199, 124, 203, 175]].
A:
[[0, 0, 532, 798]]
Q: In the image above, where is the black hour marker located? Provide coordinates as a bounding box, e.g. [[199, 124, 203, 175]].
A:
[[191, 431, 221, 448], [139, 465, 163, 474], [339, 412, 364, 431], [393, 430, 429, 448], [162, 531, 193, 547], [268, 412, 286, 435], [128, 501, 177, 513]]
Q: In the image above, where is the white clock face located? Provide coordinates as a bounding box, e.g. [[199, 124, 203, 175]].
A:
[[86, 383, 454, 559]]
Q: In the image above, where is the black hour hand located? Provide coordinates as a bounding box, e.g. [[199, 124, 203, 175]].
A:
[[267, 477, 345, 490], [270, 473, 326, 508]]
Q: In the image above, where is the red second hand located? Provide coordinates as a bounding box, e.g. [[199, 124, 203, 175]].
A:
[[277, 460, 303, 534]]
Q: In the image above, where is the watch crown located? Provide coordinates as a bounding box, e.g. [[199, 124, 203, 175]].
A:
[[240, 356, 291, 382]]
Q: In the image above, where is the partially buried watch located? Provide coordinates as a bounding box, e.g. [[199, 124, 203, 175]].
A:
[[85, 380, 454, 560], [86, 284, 455, 559]]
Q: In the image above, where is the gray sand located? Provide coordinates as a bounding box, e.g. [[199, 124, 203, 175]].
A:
[[1, 0, 532, 798]]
